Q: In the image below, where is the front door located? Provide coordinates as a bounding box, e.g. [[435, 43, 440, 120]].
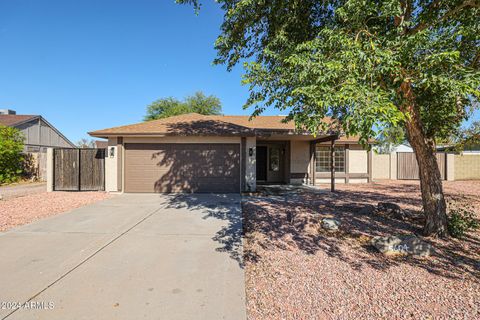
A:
[[267, 144, 284, 183], [256, 146, 267, 181]]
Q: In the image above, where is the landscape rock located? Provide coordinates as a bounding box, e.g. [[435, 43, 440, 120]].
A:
[[371, 235, 433, 257], [321, 218, 341, 231], [377, 202, 411, 221], [403, 210, 426, 223], [358, 204, 376, 215], [378, 202, 402, 213]]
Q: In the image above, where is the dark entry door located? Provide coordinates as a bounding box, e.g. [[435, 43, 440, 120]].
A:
[[268, 144, 285, 183], [256, 146, 267, 181]]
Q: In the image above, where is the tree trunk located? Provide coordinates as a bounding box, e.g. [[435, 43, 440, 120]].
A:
[[404, 113, 449, 237]]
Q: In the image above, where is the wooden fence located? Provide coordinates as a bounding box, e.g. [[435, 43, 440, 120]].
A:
[[22, 152, 48, 181], [397, 152, 446, 180], [53, 148, 105, 191]]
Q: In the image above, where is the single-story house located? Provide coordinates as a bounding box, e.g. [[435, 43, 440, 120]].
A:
[[0, 109, 76, 152], [89, 113, 373, 193]]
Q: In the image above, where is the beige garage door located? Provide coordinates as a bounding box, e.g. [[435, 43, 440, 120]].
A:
[[124, 143, 240, 193]]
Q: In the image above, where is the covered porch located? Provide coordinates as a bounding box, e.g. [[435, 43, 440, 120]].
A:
[[250, 133, 372, 192]]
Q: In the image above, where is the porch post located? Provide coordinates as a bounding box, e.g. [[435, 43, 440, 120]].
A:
[[331, 139, 335, 192], [310, 142, 316, 186]]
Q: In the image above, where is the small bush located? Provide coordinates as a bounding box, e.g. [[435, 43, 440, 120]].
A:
[[447, 202, 479, 238], [0, 125, 25, 184]]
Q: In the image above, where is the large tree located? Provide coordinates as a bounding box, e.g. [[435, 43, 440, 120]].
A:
[[179, 0, 480, 236], [145, 91, 222, 120]]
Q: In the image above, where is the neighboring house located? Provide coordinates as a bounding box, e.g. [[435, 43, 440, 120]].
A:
[[437, 144, 480, 154], [389, 143, 480, 154], [390, 144, 414, 153], [89, 113, 373, 193], [95, 140, 108, 149], [0, 109, 75, 152]]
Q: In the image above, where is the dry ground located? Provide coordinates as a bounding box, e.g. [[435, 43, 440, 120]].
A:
[[243, 180, 480, 320], [0, 181, 46, 200], [0, 192, 112, 232]]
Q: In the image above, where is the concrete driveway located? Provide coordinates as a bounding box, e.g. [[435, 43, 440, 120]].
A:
[[0, 194, 245, 320]]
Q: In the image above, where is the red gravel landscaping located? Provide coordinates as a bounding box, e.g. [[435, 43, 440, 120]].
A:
[[0, 191, 112, 232], [243, 180, 480, 320]]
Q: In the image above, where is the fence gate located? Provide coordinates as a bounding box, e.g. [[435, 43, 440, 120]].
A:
[[397, 152, 446, 180], [53, 148, 106, 191]]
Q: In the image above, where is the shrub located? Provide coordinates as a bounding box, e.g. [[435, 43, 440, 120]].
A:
[[0, 125, 25, 184], [447, 202, 479, 238]]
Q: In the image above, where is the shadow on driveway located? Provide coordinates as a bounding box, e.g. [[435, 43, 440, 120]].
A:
[[164, 193, 244, 268]]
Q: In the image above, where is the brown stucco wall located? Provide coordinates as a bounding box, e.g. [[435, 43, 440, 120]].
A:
[[290, 140, 310, 174]]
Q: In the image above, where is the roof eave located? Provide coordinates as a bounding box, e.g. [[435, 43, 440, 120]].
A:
[[88, 132, 257, 138]]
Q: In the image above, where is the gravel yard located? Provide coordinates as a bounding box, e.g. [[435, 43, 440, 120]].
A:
[[243, 180, 480, 320], [0, 181, 46, 200], [0, 191, 112, 232]]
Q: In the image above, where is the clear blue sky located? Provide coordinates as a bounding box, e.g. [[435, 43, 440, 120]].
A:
[[0, 1, 478, 143], [0, 0, 257, 142]]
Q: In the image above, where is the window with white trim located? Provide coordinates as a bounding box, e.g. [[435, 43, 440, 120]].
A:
[[315, 146, 345, 172]]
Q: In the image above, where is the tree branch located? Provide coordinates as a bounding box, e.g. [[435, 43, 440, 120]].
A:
[[408, 0, 479, 35], [355, 29, 374, 42]]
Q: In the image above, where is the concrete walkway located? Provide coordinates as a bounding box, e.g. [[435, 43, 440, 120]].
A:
[[0, 194, 245, 320]]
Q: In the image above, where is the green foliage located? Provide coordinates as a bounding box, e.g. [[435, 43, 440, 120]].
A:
[[144, 91, 222, 121], [178, 0, 480, 145], [178, 0, 480, 235], [447, 202, 479, 238], [376, 125, 407, 153], [0, 125, 25, 184], [455, 121, 480, 151]]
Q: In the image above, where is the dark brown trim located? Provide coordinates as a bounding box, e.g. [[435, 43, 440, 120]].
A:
[[315, 172, 369, 179], [345, 144, 350, 183], [290, 172, 308, 179], [310, 142, 316, 186], [117, 137, 123, 192], [367, 149, 373, 183], [310, 134, 339, 144], [331, 139, 335, 192], [77, 148, 81, 191], [285, 140, 291, 183], [89, 132, 256, 138], [241, 137, 247, 192]]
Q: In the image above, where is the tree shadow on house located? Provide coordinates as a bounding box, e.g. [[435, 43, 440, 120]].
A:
[[243, 183, 480, 280], [165, 119, 254, 136], [139, 122, 246, 267]]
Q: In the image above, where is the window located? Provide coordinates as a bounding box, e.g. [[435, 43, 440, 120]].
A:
[[269, 147, 280, 171], [315, 146, 345, 172]]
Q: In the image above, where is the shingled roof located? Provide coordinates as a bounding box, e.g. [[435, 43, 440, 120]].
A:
[[89, 113, 295, 137], [0, 114, 38, 127], [88, 113, 367, 143]]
